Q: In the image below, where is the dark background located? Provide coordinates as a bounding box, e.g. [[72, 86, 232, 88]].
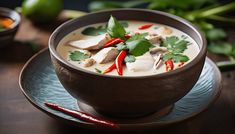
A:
[[0, 0, 91, 11]]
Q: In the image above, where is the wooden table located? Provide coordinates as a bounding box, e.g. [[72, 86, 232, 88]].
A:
[[0, 14, 235, 134]]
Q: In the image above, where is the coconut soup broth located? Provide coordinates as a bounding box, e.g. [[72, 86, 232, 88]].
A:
[[57, 20, 200, 76]]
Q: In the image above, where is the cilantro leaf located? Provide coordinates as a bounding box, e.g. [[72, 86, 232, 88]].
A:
[[107, 15, 126, 39], [126, 39, 152, 56], [124, 55, 136, 63], [69, 51, 90, 61], [161, 36, 189, 53], [163, 53, 189, 63], [81, 26, 106, 36]]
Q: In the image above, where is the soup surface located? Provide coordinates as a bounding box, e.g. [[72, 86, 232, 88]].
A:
[[57, 16, 200, 76]]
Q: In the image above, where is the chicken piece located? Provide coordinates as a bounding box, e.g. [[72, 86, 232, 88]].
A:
[[150, 47, 167, 54], [126, 52, 154, 72], [82, 58, 96, 67], [159, 26, 173, 35], [93, 47, 119, 64], [68, 34, 111, 50], [145, 33, 162, 45], [153, 54, 163, 70]]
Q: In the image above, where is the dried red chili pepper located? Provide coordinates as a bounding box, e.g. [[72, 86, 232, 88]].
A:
[[45, 102, 119, 129], [138, 24, 153, 30], [165, 60, 174, 71], [103, 38, 124, 47], [115, 50, 127, 75], [103, 62, 116, 74]]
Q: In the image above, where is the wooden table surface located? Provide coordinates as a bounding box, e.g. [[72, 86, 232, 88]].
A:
[[0, 14, 235, 134]]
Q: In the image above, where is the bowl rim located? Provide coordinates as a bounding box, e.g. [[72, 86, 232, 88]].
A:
[[49, 8, 207, 79], [0, 7, 21, 35]]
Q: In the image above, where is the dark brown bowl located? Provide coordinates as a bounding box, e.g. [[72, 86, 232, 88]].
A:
[[0, 7, 21, 47], [49, 9, 207, 117]]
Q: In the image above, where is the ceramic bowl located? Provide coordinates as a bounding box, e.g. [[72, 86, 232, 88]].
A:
[[0, 7, 21, 47], [49, 9, 207, 117], [0, 7, 20, 47]]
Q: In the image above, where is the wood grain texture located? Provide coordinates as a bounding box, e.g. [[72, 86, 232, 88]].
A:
[[0, 14, 235, 134]]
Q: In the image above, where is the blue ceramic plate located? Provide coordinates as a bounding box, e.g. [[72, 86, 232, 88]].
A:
[[19, 48, 222, 130]]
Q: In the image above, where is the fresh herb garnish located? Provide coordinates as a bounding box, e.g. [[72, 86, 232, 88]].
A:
[[161, 36, 189, 53], [126, 39, 152, 56], [161, 36, 189, 63], [124, 55, 136, 63], [95, 68, 102, 73], [107, 15, 126, 39], [81, 25, 106, 36], [163, 53, 189, 63], [69, 51, 90, 61]]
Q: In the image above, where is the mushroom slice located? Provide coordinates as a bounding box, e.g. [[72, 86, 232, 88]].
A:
[[68, 34, 110, 50], [145, 33, 162, 45], [126, 52, 154, 72], [82, 58, 96, 67], [153, 54, 163, 70], [159, 26, 173, 35], [93, 47, 119, 64], [150, 47, 167, 54]]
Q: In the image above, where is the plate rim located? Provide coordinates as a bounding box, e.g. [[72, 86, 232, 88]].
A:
[[19, 48, 222, 129]]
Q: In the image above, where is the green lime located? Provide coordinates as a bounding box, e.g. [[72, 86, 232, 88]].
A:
[[22, 0, 63, 23]]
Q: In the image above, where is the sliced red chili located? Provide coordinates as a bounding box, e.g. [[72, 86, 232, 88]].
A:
[[103, 38, 124, 47], [103, 62, 116, 74], [45, 102, 119, 129], [138, 24, 153, 30], [165, 60, 174, 71], [115, 50, 127, 75]]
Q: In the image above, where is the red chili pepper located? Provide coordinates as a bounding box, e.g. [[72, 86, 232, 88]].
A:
[[165, 60, 174, 71], [103, 62, 116, 74], [138, 24, 153, 30], [115, 50, 127, 75], [45, 102, 119, 129], [124, 34, 131, 39], [103, 38, 124, 47], [178, 62, 185, 68]]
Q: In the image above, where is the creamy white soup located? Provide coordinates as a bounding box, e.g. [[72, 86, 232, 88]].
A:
[[57, 16, 200, 76]]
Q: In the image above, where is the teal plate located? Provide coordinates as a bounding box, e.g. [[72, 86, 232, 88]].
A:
[[19, 49, 222, 131]]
